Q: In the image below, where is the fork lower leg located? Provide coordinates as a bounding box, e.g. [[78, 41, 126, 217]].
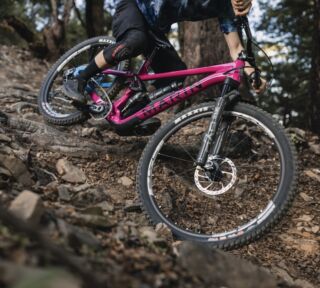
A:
[[196, 78, 239, 167]]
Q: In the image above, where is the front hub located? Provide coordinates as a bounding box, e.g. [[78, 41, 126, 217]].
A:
[[194, 156, 237, 197]]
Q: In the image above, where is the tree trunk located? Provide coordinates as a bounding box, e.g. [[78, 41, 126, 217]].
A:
[[85, 0, 105, 37], [179, 19, 230, 103], [309, 0, 320, 133], [43, 0, 74, 60], [3, 16, 35, 42]]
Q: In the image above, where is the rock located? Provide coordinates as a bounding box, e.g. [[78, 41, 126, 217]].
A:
[[96, 201, 114, 212], [0, 133, 11, 142], [298, 215, 314, 222], [286, 127, 306, 139], [304, 169, 320, 182], [272, 266, 294, 286], [81, 127, 98, 137], [294, 279, 315, 288], [80, 206, 104, 216], [279, 234, 319, 255], [0, 154, 34, 187], [0, 260, 81, 288], [139, 226, 167, 247], [43, 181, 59, 194], [56, 159, 86, 184], [299, 192, 313, 202], [0, 167, 11, 177], [72, 183, 91, 193], [155, 223, 173, 242], [118, 176, 133, 187], [58, 185, 72, 202], [72, 186, 108, 207], [71, 212, 116, 229], [311, 226, 319, 234], [124, 200, 142, 213], [9, 190, 44, 225], [309, 143, 320, 155], [57, 219, 101, 250], [106, 187, 126, 203], [234, 187, 244, 198], [139, 226, 158, 242], [178, 242, 278, 288]]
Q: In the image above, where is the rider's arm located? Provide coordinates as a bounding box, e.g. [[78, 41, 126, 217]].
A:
[[224, 31, 266, 94], [219, 1, 266, 93], [224, 31, 255, 75]]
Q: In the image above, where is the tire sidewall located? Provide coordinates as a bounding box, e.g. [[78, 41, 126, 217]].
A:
[[38, 36, 127, 125], [138, 102, 296, 248]]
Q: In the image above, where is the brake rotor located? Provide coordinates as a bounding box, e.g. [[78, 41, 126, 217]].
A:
[[194, 156, 237, 197]]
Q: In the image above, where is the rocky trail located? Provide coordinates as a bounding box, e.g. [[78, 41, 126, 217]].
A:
[[0, 45, 319, 288]]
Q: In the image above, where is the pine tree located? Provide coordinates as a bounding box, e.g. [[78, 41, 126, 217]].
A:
[[258, 0, 320, 132]]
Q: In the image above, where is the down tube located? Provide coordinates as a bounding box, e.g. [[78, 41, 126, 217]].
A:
[[135, 73, 227, 121]]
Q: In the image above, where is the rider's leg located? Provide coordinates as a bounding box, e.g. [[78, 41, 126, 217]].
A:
[[63, 0, 149, 103], [63, 29, 148, 103], [144, 36, 187, 113], [147, 40, 187, 89]]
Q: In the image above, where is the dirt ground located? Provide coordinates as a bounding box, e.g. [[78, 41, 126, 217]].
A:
[[0, 45, 319, 288]]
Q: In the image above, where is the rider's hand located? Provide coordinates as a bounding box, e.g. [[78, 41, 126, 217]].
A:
[[232, 0, 252, 16], [252, 77, 267, 94]]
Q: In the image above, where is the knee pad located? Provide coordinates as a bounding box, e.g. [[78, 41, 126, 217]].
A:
[[103, 42, 132, 66], [103, 29, 147, 66]]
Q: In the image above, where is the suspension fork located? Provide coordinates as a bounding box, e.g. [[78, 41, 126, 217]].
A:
[[196, 78, 239, 167]]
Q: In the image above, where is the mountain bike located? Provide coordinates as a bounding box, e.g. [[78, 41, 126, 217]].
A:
[[38, 17, 297, 249]]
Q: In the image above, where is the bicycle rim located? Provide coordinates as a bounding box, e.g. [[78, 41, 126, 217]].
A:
[[145, 107, 287, 241], [42, 42, 122, 120]]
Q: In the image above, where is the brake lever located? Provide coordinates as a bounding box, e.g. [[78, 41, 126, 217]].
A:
[[254, 71, 262, 89]]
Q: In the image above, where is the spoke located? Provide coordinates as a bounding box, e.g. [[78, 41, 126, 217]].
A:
[[227, 134, 251, 155], [158, 153, 194, 163], [224, 130, 233, 154], [178, 143, 197, 162], [222, 171, 233, 175], [163, 167, 198, 192], [236, 164, 279, 169], [162, 165, 196, 180], [198, 175, 209, 179], [205, 182, 214, 189]]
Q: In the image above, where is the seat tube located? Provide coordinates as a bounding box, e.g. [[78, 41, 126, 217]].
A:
[[138, 47, 159, 74], [196, 77, 239, 167]]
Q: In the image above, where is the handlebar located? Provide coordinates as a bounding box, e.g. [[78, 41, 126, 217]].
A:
[[235, 16, 262, 89]]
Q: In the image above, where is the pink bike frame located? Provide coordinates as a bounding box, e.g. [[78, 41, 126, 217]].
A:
[[90, 58, 244, 127]]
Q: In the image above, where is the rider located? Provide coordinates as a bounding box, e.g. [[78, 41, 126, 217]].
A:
[[63, 0, 266, 103]]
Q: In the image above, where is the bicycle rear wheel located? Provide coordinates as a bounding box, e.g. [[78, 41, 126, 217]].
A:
[[137, 102, 297, 249], [38, 36, 130, 126]]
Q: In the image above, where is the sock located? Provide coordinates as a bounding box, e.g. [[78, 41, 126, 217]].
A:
[[78, 60, 101, 81]]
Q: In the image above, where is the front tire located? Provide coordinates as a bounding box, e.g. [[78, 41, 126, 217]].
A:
[[137, 102, 297, 249]]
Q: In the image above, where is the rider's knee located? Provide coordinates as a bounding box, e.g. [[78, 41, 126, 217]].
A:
[[103, 29, 147, 66]]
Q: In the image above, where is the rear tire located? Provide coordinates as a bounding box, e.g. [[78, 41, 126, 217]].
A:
[[38, 36, 130, 126], [137, 102, 297, 249]]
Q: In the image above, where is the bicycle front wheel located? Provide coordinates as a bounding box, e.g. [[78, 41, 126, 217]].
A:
[[137, 102, 297, 249]]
